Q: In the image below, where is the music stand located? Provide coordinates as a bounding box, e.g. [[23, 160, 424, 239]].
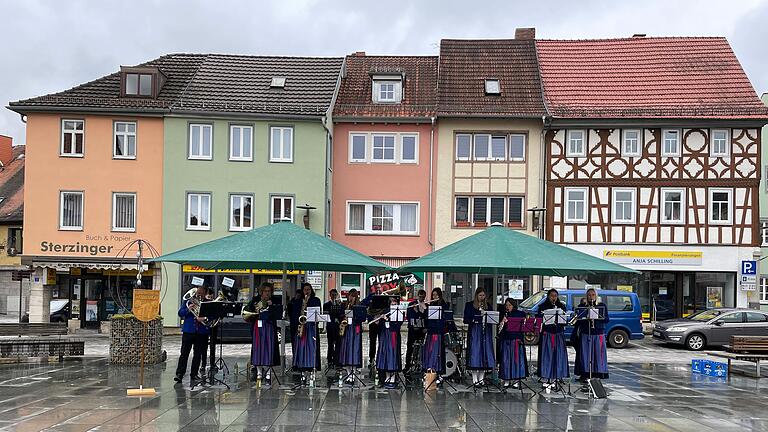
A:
[[467, 310, 504, 393], [191, 301, 236, 391], [292, 307, 322, 390], [504, 316, 538, 399], [574, 306, 606, 399], [541, 308, 571, 397]]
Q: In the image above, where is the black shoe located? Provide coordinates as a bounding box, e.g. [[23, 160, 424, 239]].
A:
[[174, 375, 183, 383], [190, 375, 200, 382]]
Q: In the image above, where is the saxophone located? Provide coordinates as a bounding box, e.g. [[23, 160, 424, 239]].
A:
[[339, 301, 351, 338], [297, 296, 309, 338]]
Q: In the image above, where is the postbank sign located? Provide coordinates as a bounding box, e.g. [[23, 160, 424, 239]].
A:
[[603, 250, 702, 266]]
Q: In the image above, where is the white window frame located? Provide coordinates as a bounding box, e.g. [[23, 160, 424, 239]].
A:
[[484, 79, 500, 95], [660, 188, 686, 224], [455, 134, 472, 161], [473, 134, 492, 161], [59, 191, 84, 231], [345, 201, 419, 235], [400, 134, 419, 163], [269, 126, 294, 163], [229, 125, 253, 162], [113, 121, 137, 159], [454, 196, 470, 225], [622, 129, 641, 157], [271, 195, 294, 224], [189, 124, 213, 160], [661, 129, 681, 157], [761, 220, 768, 247], [489, 135, 507, 161], [349, 133, 368, 163], [112, 192, 136, 232], [61, 119, 85, 157], [611, 188, 636, 224], [507, 196, 525, 226], [229, 194, 253, 232], [711, 129, 730, 158], [186, 193, 211, 231], [372, 79, 402, 103], [760, 277, 768, 304], [564, 187, 588, 223], [509, 134, 526, 161], [371, 134, 396, 163], [339, 272, 364, 292], [566, 130, 586, 157], [708, 188, 733, 225]]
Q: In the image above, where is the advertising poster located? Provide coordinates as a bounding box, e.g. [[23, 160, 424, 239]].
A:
[[508, 279, 524, 300], [85, 301, 98, 322], [707, 287, 723, 309]]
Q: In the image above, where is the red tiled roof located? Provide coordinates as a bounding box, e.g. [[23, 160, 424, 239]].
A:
[[536, 37, 768, 119], [0, 146, 24, 223], [333, 55, 438, 119], [438, 39, 547, 118]]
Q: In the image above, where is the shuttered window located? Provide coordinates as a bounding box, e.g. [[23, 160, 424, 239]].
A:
[[113, 193, 136, 232], [60, 192, 84, 230]]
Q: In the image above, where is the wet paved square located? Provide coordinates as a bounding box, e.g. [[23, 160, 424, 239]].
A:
[[1, 338, 767, 431]]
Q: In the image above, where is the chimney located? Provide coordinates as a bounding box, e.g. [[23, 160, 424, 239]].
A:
[[515, 27, 536, 40], [0, 136, 12, 167], [632, 34, 646, 38], [353, 51, 366, 57]]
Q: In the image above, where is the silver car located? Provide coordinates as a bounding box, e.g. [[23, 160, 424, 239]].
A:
[[652, 308, 768, 351]]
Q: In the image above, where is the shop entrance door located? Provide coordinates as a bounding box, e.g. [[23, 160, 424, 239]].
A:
[[649, 272, 677, 321], [81, 279, 104, 329]]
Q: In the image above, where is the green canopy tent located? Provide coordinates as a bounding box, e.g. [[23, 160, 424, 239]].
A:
[[398, 225, 638, 303]]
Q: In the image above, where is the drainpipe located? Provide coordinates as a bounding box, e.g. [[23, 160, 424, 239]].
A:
[[321, 115, 332, 238], [539, 115, 552, 294], [428, 116, 436, 251]]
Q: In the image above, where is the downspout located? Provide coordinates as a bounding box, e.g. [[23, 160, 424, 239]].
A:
[[428, 116, 436, 251], [321, 115, 332, 238]]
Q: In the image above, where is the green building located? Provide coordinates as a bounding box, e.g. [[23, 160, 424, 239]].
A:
[[159, 55, 343, 325]]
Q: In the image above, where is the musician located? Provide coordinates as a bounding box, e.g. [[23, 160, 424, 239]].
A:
[[323, 289, 344, 368], [498, 298, 528, 388], [286, 288, 303, 353], [422, 288, 447, 380], [293, 283, 321, 384], [174, 285, 210, 383], [337, 288, 363, 384], [572, 288, 609, 383], [537, 288, 569, 388], [463, 287, 495, 386], [404, 289, 428, 372], [243, 282, 280, 385], [361, 283, 385, 371], [375, 296, 403, 389]]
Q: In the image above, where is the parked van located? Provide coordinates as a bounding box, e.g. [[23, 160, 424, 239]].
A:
[[518, 289, 644, 348]]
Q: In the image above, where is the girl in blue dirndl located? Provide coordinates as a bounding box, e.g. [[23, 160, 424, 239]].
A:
[[422, 288, 447, 375], [375, 297, 403, 389], [293, 283, 322, 385], [464, 288, 495, 386], [498, 298, 529, 388], [245, 283, 280, 384], [337, 289, 364, 384], [573, 288, 609, 381], [537, 289, 569, 388]]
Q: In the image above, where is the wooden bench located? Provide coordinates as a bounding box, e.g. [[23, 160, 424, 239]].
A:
[[0, 323, 68, 337], [708, 351, 768, 378], [0, 336, 84, 362], [729, 336, 768, 354]]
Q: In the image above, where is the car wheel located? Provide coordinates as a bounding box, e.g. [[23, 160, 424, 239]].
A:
[[686, 333, 706, 351], [608, 329, 629, 349]]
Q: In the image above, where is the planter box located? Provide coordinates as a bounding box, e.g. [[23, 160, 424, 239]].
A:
[[474, 222, 488, 228], [109, 316, 164, 365], [455, 221, 471, 228]]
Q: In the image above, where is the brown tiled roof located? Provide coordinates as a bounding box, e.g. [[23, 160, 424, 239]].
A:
[[9, 55, 344, 117], [0, 146, 25, 223], [334, 55, 438, 119], [536, 37, 768, 119], [437, 39, 547, 118]]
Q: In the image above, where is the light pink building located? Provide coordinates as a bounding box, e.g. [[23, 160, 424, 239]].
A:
[[331, 54, 438, 294]]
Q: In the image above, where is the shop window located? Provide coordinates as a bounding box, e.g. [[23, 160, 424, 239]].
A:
[[509, 134, 526, 161], [455, 134, 471, 161], [661, 188, 685, 224], [566, 130, 585, 157], [271, 196, 293, 223], [230, 194, 253, 231], [229, 125, 253, 161], [622, 129, 641, 156], [189, 124, 212, 160], [565, 188, 588, 223], [709, 189, 732, 225], [60, 191, 84, 230], [114, 122, 136, 159], [112, 193, 136, 232], [187, 193, 211, 230], [61, 119, 84, 157], [269, 126, 293, 163]]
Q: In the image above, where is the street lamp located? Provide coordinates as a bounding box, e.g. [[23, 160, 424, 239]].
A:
[[296, 204, 317, 230], [527, 206, 547, 239]]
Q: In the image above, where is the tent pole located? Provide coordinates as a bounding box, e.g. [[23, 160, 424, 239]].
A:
[[281, 263, 288, 372]]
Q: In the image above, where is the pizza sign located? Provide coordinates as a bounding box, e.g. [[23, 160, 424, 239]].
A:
[[366, 272, 422, 292]]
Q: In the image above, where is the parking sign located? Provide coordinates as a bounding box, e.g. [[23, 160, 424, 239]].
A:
[[741, 260, 757, 275], [740, 260, 757, 291]]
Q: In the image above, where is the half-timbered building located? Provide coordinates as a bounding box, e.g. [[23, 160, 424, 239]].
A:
[[537, 36, 768, 319]]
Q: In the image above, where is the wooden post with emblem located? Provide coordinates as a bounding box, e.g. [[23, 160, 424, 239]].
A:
[[127, 240, 159, 397]]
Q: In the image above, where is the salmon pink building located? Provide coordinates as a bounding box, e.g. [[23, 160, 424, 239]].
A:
[[331, 54, 438, 294]]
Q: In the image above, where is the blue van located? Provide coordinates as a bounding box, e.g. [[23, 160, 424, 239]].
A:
[[518, 289, 644, 348]]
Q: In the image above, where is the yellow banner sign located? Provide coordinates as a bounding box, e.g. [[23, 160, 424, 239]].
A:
[[46, 268, 57, 285], [132, 289, 160, 322], [182, 265, 303, 275], [603, 250, 702, 266]]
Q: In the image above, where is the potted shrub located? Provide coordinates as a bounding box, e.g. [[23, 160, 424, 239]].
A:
[[109, 314, 165, 365]]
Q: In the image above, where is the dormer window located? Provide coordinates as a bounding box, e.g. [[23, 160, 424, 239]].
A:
[[270, 77, 286, 88], [372, 76, 403, 103], [485, 79, 500, 95], [121, 66, 166, 98]]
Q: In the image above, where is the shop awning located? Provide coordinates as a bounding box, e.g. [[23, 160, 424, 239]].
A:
[[33, 262, 148, 272]]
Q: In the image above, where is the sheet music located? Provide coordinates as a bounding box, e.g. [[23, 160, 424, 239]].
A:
[[542, 308, 570, 325], [484, 310, 500, 324], [427, 307, 442, 320]]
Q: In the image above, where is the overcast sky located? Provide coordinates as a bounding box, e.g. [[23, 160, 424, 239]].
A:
[[2, 0, 767, 143]]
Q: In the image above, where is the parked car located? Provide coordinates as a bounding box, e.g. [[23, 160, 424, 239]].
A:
[[21, 300, 71, 323], [652, 308, 768, 351], [518, 289, 645, 348]]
